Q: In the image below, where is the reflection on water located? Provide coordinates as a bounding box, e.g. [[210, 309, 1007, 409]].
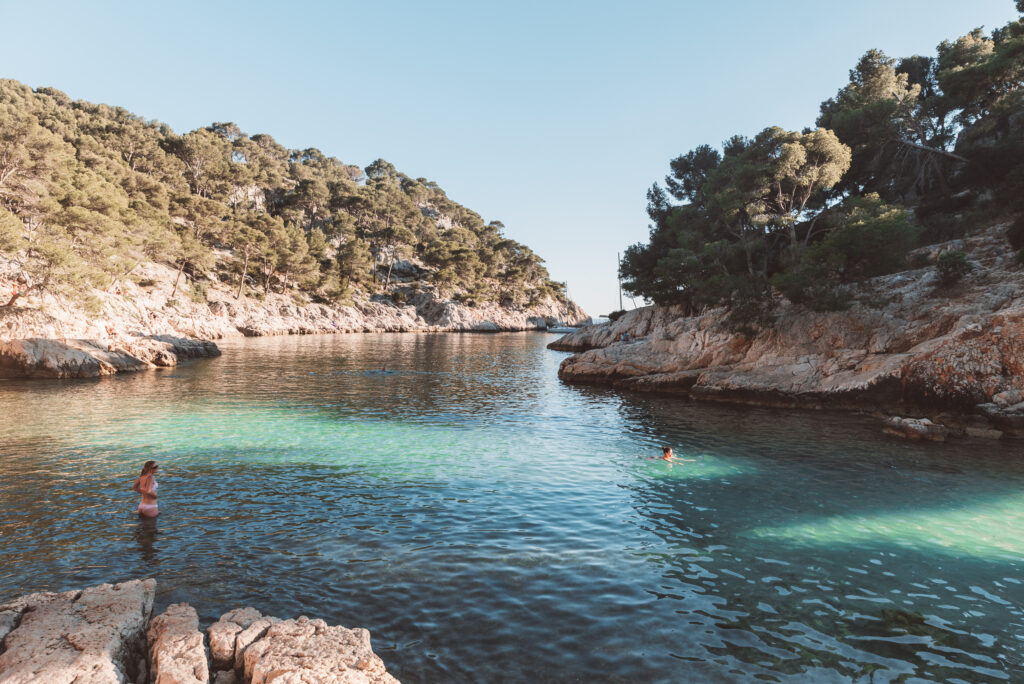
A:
[[133, 516, 159, 565], [0, 333, 1022, 682]]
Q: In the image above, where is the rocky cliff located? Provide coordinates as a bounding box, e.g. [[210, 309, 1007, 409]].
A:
[[0, 259, 587, 379], [551, 224, 1024, 439]]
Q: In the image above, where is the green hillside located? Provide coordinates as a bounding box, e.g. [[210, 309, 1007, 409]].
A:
[[0, 80, 567, 311]]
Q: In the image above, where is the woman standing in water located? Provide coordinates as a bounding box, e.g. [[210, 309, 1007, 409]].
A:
[[132, 461, 159, 517]]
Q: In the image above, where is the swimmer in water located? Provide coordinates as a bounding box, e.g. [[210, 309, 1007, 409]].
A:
[[132, 460, 159, 517], [660, 446, 695, 464]]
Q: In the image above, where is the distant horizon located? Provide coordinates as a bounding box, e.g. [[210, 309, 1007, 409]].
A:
[[0, 0, 1019, 315]]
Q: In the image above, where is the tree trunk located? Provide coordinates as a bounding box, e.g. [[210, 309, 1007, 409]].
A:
[[385, 257, 395, 289], [236, 249, 250, 299], [5, 281, 38, 308], [897, 138, 968, 163], [171, 261, 186, 298]]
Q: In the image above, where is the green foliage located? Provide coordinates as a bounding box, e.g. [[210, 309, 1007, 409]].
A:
[[621, 126, 851, 312], [607, 309, 626, 321], [819, 196, 919, 279], [936, 250, 973, 283], [771, 196, 916, 310], [624, 9, 1024, 323], [0, 79, 566, 311], [188, 280, 209, 303]]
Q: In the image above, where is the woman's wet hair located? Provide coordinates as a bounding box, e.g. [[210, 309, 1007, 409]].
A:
[[140, 460, 158, 476], [662, 446, 671, 454]]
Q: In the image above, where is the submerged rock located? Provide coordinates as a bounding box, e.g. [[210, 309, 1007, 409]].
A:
[[882, 416, 950, 441], [0, 578, 155, 683]]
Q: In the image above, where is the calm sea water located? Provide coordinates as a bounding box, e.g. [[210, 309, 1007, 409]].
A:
[[1, 333, 1022, 682]]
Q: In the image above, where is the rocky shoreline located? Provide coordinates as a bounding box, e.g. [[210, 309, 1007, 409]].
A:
[[550, 224, 1024, 440], [0, 579, 398, 683], [0, 260, 587, 379]]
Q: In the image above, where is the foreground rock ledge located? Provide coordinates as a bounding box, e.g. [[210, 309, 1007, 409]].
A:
[[0, 580, 398, 684]]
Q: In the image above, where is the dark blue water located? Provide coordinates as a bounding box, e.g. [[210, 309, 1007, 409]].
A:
[[1, 333, 1022, 682]]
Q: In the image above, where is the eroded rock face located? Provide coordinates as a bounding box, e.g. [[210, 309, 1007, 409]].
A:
[[0, 259, 585, 380], [1, 258, 588, 346], [0, 578, 156, 684], [207, 608, 264, 671], [551, 225, 1024, 433], [242, 617, 398, 684], [0, 336, 221, 379], [231, 617, 278, 672], [148, 603, 209, 684]]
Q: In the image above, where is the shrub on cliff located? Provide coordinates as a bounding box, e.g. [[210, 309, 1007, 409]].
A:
[[936, 250, 973, 284], [771, 196, 917, 310]]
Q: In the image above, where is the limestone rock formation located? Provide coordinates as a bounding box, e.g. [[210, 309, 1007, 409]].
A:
[[0, 259, 587, 345], [0, 582, 399, 683], [147, 603, 209, 684], [0, 336, 221, 379], [0, 256, 585, 380], [242, 617, 398, 684], [207, 608, 264, 671], [0, 578, 156, 683], [208, 610, 396, 683], [231, 618, 278, 673], [550, 224, 1024, 437]]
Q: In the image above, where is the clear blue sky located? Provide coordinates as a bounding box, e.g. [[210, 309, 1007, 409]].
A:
[[0, 1, 1019, 315]]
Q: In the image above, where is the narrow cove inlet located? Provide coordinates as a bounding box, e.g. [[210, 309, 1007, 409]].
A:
[[0, 333, 1021, 682]]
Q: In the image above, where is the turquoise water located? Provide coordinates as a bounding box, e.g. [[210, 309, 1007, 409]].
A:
[[0, 333, 1022, 682]]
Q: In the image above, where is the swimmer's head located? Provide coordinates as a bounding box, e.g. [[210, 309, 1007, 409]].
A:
[[140, 460, 158, 475], [662, 446, 673, 459]]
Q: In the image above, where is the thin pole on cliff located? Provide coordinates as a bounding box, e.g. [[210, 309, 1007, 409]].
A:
[[617, 252, 623, 311]]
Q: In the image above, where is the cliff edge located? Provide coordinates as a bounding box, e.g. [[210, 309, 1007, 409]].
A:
[[551, 224, 1024, 438], [0, 259, 587, 379]]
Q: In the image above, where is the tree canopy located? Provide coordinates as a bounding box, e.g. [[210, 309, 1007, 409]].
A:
[[622, 3, 1024, 324], [0, 80, 566, 308]]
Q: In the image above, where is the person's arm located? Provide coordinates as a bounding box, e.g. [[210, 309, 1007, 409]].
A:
[[131, 477, 141, 493]]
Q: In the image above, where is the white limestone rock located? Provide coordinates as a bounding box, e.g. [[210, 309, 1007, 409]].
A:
[[0, 578, 156, 684], [242, 616, 399, 684], [147, 603, 209, 684], [206, 607, 264, 672]]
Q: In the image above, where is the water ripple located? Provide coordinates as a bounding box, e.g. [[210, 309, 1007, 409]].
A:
[[1, 333, 1022, 682]]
